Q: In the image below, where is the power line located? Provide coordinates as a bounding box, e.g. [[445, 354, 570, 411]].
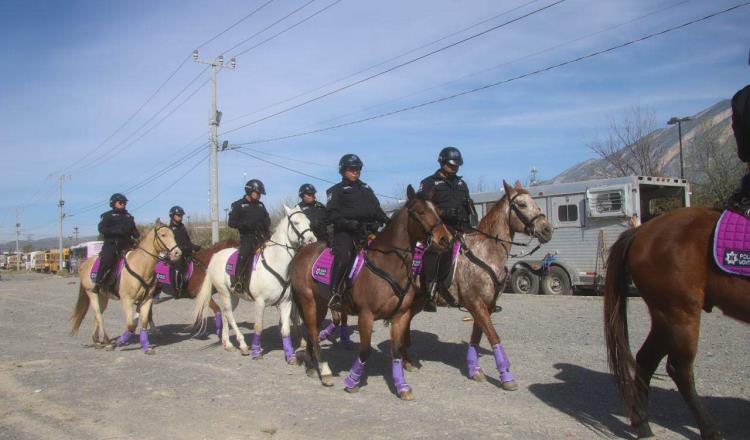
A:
[[224, 0, 543, 125], [220, 0, 567, 136], [233, 1, 749, 146], [196, 0, 278, 49], [130, 153, 211, 212]]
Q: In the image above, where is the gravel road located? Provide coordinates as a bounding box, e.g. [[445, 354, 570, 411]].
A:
[[0, 272, 748, 440]]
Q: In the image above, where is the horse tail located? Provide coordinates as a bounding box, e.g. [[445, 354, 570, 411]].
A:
[[190, 269, 214, 335], [604, 226, 639, 412], [70, 283, 90, 336]]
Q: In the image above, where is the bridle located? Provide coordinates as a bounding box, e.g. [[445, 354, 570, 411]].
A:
[[268, 211, 314, 253], [138, 225, 179, 260], [508, 192, 546, 238], [406, 200, 445, 247]]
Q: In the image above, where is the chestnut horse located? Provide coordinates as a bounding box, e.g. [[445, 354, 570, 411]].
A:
[[605, 207, 750, 439], [290, 185, 453, 399]]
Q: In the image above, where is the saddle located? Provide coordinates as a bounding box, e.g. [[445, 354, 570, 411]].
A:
[[90, 257, 125, 295], [713, 209, 750, 276], [225, 249, 261, 291], [155, 259, 195, 297]]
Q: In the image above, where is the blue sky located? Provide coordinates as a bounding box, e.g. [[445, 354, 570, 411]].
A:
[[1, 0, 748, 239]]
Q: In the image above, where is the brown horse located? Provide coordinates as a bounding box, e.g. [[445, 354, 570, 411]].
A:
[[605, 207, 750, 439], [71, 219, 181, 354], [403, 180, 553, 389], [289, 185, 453, 399]]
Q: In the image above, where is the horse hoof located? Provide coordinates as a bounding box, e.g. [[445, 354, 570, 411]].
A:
[[224, 345, 236, 353], [306, 368, 318, 378], [104, 344, 115, 352], [398, 389, 414, 401], [501, 380, 518, 391], [93, 343, 103, 350], [239, 346, 251, 356], [252, 354, 263, 360], [287, 356, 298, 366], [144, 348, 156, 355], [344, 385, 360, 393], [321, 375, 334, 387], [471, 371, 486, 382], [403, 361, 417, 372]]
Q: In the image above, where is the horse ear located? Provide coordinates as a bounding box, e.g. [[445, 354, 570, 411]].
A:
[[514, 180, 523, 190], [406, 184, 416, 201], [283, 205, 292, 215], [503, 180, 515, 197], [155, 217, 162, 226]]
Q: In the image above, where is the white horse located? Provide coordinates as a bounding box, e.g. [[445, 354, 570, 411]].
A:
[[192, 205, 317, 361]]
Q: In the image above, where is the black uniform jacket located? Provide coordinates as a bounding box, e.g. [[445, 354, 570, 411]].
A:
[[228, 197, 271, 238], [170, 221, 200, 257], [298, 201, 327, 238], [732, 84, 750, 162], [326, 179, 388, 232], [417, 170, 472, 227], [98, 208, 139, 242]]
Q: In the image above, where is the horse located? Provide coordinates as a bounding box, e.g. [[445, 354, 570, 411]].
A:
[[71, 219, 182, 354], [289, 185, 453, 399], [604, 207, 750, 439], [191, 205, 317, 361], [402, 180, 553, 390]]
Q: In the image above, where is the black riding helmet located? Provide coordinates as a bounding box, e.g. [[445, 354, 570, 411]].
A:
[[338, 154, 363, 175], [245, 179, 266, 195], [438, 146, 463, 167], [109, 193, 128, 208], [298, 183, 317, 197], [169, 206, 185, 217]]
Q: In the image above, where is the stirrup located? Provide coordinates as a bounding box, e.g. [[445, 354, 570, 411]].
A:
[[328, 292, 343, 312]]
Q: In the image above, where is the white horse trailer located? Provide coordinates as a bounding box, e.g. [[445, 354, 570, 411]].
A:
[[470, 176, 690, 295]]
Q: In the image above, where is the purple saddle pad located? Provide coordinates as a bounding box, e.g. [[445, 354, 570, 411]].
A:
[[713, 209, 750, 275], [225, 250, 260, 277], [155, 260, 194, 285], [90, 257, 125, 282], [311, 248, 366, 286]]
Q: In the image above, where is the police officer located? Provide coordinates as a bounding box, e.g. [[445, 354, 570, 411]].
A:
[[728, 52, 750, 214], [417, 146, 476, 311], [297, 183, 327, 240], [168, 206, 201, 296], [326, 154, 389, 311], [228, 179, 271, 293], [93, 193, 140, 294]]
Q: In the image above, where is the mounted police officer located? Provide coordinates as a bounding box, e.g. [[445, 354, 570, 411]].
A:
[[93, 193, 140, 294], [417, 146, 476, 311], [326, 154, 389, 311], [297, 183, 327, 240], [168, 206, 201, 297], [228, 179, 271, 293], [728, 52, 750, 215]]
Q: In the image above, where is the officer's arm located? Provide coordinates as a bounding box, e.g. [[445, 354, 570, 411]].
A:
[[416, 178, 434, 201], [97, 214, 112, 235], [227, 204, 241, 229], [325, 189, 345, 228]]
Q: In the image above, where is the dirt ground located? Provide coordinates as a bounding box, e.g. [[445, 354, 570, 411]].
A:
[[0, 272, 748, 440]]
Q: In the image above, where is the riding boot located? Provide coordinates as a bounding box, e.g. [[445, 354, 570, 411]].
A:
[[328, 258, 347, 312], [173, 268, 183, 298], [421, 252, 441, 312]]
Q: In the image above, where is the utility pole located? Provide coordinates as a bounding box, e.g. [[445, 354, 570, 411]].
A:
[[73, 226, 79, 242], [57, 175, 70, 273], [668, 116, 692, 180], [193, 49, 236, 244], [14, 208, 20, 271]]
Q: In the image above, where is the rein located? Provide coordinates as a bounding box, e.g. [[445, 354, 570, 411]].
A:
[[126, 225, 176, 299]]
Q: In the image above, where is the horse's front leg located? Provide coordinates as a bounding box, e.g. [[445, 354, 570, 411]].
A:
[[343, 311, 373, 393], [466, 299, 517, 391], [467, 322, 486, 381], [136, 298, 156, 355], [115, 295, 137, 349], [389, 310, 414, 400]]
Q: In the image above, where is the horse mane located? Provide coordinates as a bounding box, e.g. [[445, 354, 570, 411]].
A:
[[478, 187, 530, 233]]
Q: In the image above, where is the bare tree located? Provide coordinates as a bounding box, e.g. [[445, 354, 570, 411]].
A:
[[589, 106, 663, 177], [686, 120, 743, 209]]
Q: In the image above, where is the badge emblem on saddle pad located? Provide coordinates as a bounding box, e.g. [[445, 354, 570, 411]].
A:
[[713, 210, 750, 275]]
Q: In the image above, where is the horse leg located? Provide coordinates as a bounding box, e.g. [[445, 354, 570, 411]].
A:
[[249, 298, 266, 359], [343, 312, 373, 393], [216, 287, 238, 352], [319, 310, 340, 342], [277, 300, 296, 365], [467, 322, 486, 381], [389, 311, 414, 400], [115, 295, 137, 349], [664, 314, 720, 440], [467, 300, 517, 391], [209, 298, 222, 338], [339, 313, 354, 350], [629, 321, 669, 438], [399, 314, 418, 371], [136, 298, 156, 354], [86, 291, 106, 349], [313, 300, 334, 386]]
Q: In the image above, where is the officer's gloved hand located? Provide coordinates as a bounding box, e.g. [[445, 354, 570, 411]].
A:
[[192, 244, 202, 252]]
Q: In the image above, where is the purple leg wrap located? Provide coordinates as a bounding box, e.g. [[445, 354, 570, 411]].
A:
[[318, 322, 337, 341], [343, 358, 366, 390], [340, 325, 354, 348], [492, 343, 514, 383], [467, 344, 483, 378], [139, 329, 150, 352], [282, 335, 295, 363], [116, 330, 134, 346], [214, 312, 223, 338], [251, 332, 262, 359], [392, 359, 411, 394]]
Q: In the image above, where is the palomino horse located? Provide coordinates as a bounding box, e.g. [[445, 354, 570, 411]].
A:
[[405, 180, 552, 390], [71, 219, 181, 354], [192, 205, 316, 361], [289, 185, 453, 399], [605, 207, 750, 439]]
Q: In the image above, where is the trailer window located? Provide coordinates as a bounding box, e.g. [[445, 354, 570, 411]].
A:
[[557, 204, 578, 222], [592, 191, 623, 214]]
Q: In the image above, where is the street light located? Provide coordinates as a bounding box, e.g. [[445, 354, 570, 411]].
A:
[[668, 116, 692, 179]]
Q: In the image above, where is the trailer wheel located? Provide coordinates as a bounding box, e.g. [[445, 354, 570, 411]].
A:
[[510, 267, 539, 294], [541, 266, 572, 295]]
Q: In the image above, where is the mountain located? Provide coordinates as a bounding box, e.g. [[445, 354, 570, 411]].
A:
[[0, 236, 99, 253], [550, 100, 734, 183]]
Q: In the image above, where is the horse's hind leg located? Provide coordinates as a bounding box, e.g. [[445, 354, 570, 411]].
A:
[[663, 312, 720, 440], [86, 291, 109, 350], [277, 299, 296, 364], [466, 300, 517, 391], [629, 320, 669, 438], [343, 312, 373, 393]]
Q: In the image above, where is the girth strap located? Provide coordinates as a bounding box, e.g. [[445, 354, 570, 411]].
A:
[[363, 254, 414, 319], [461, 244, 509, 308], [260, 251, 290, 307], [124, 258, 156, 301]]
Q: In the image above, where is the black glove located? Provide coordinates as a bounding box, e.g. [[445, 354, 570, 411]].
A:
[[192, 244, 202, 252]]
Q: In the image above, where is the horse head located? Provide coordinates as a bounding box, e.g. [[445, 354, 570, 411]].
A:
[[502, 180, 553, 243], [282, 205, 317, 247], [153, 218, 182, 262], [406, 184, 453, 250]]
